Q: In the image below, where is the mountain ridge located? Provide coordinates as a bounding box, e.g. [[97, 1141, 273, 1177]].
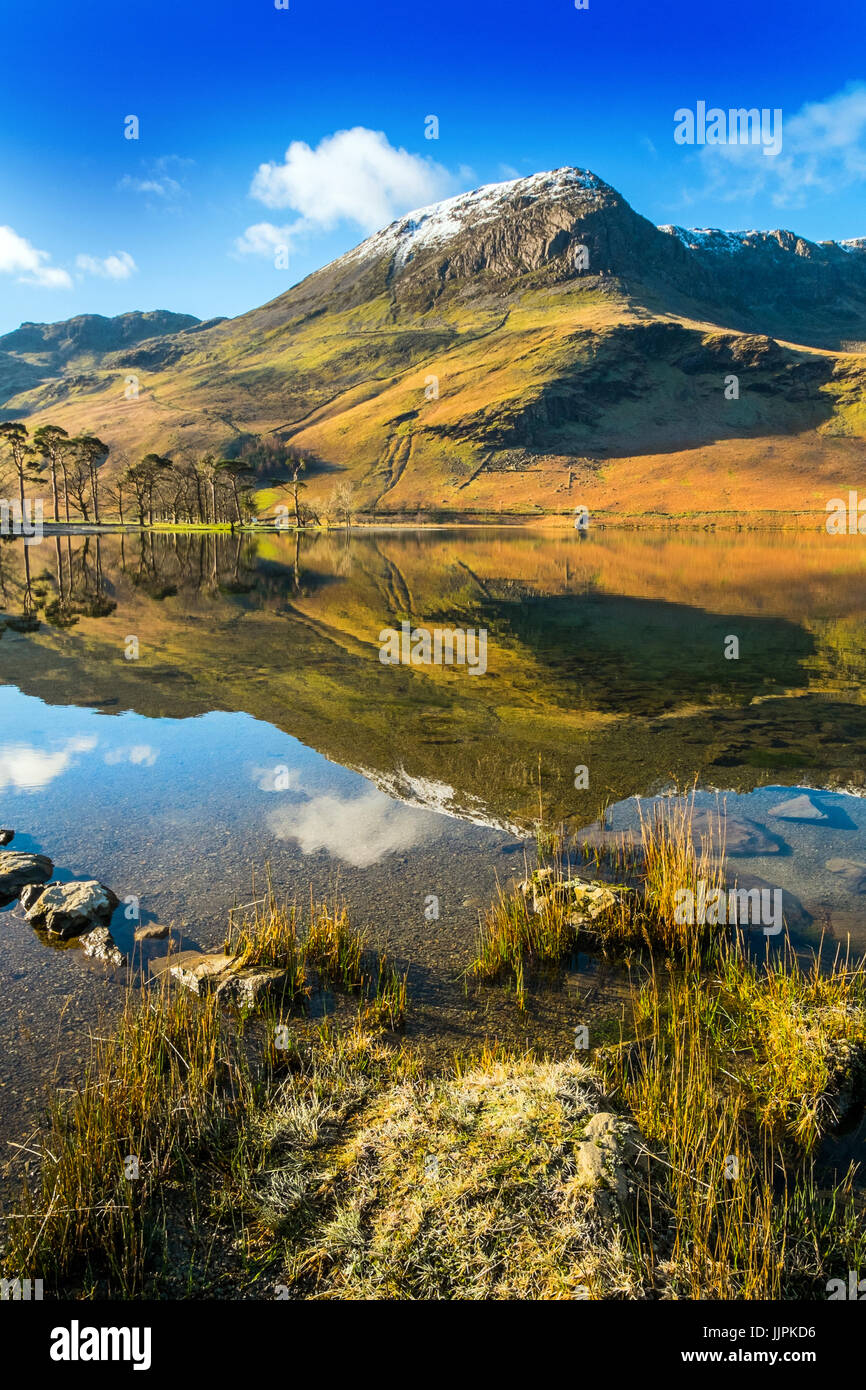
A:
[[2, 166, 865, 519]]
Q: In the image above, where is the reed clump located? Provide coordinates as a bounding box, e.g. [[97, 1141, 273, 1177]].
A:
[[2, 982, 256, 1295], [598, 937, 866, 1297]]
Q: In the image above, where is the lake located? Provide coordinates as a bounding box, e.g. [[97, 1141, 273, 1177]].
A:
[[2, 525, 866, 1162]]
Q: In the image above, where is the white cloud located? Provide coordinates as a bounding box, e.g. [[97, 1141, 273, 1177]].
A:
[[239, 126, 455, 258], [0, 225, 72, 289], [0, 735, 97, 792], [252, 762, 299, 791], [267, 786, 438, 867], [234, 222, 294, 258], [104, 744, 158, 767], [75, 251, 137, 280], [117, 175, 182, 198], [117, 156, 190, 203], [692, 83, 866, 211]]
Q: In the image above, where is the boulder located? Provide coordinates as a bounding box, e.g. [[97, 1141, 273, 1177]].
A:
[[25, 880, 119, 939], [19, 883, 46, 913], [519, 869, 627, 922], [82, 926, 126, 968], [215, 967, 293, 1009], [0, 829, 13, 847], [165, 951, 236, 995], [0, 852, 53, 908]]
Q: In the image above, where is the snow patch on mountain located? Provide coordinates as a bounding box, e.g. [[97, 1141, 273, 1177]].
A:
[[342, 168, 608, 270], [658, 225, 761, 254], [358, 764, 526, 834]]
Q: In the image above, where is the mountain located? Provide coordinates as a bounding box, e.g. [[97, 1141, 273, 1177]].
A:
[[0, 310, 215, 412], [2, 168, 865, 519]]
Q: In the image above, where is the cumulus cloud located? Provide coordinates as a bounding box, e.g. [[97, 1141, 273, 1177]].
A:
[[0, 735, 97, 791], [234, 222, 294, 258], [75, 251, 137, 280], [0, 225, 72, 289], [267, 786, 438, 867], [691, 83, 866, 211], [236, 126, 455, 258]]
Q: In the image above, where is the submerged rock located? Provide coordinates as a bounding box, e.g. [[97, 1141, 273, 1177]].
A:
[[768, 793, 829, 823], [25, 880, 119, 939], [0, 852, 53, 907], [81, 925, 126, 968], [691, 809, 781, 856], [134, 921, 172, 942], [825, 858, 866, 893]]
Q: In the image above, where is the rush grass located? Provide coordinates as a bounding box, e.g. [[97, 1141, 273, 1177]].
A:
[[1, 983, 259, 1295], [599, 938, 866, 1297], [470, 794, 729, 1000]]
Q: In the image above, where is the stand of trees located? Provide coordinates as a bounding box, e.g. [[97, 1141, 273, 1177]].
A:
[[0, 421, 358, 528]]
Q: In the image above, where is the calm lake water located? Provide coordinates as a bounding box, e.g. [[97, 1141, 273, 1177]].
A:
[[2, 525, 866, 1166]]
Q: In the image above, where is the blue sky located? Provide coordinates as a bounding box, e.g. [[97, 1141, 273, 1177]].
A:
[[1, 0, 864, 335]]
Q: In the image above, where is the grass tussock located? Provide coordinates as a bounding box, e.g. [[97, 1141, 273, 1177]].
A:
[[471, 794, 731, 1001], [246, 1043, 651, 1300], [225, 884, 406, 1023], [598, 938, 866, 1298], [1, 983, 257, 1296]]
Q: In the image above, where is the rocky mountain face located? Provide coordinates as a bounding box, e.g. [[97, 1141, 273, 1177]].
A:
[[2, 168, 865, 517], [252, 167, 866, 348]]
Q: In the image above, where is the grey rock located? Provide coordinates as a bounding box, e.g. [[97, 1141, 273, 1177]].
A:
[[768, 794, 829, 823], [134, 921, 171, 942], [81, 926, 126, 968], [0, 829, 13, 846], [166, 951, 235, 995], [574, 1111, 645, 1202], [215, 967, 293, 1009], [825, 858, 866, 893], [0, 852, 53, 907], [25, 879, 119, 939], [19, 882, 46, 912]]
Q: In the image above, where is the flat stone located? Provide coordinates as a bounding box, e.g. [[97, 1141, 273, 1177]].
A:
[[691, 809, 780, 856], [81, 926, 126, 968], [215, 967, 293, 1009], [768, 794, 829, 823], [166, 951, 236, 995], [134, 922, 171, 942], [0, 852, 53, 908], [25, 880, 119, 939]]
